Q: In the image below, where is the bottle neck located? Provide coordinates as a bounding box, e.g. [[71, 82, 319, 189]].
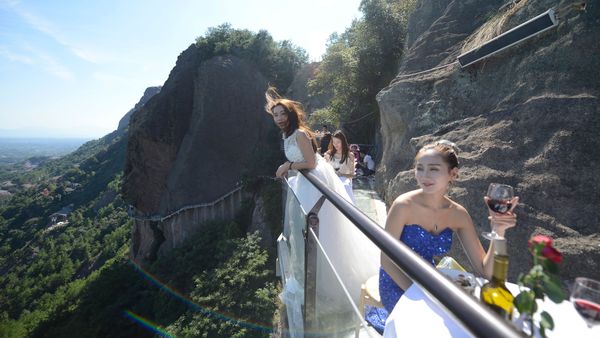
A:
[[491, 254, 509, 285]]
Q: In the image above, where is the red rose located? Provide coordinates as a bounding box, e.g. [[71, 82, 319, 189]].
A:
[[528, 235, 553, 249], [541, 246, 562, 263]]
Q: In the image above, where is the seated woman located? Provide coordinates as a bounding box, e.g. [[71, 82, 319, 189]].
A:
[[324, 130, 355, 202], [366, 140, 519, 333]]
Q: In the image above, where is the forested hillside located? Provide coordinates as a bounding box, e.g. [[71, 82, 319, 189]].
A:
[[0, 100, 283, 338], [0, 24, 305, 337]]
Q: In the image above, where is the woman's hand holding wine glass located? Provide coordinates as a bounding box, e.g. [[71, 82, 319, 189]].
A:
[[482, 183, 519, 240]]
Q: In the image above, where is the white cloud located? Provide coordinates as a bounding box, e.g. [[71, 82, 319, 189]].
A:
[[6, 2, 112, 64], [71, 47, 111, 64], [20, 43, 74, 80], [0, 46, 33, 64], [0, 0, 21, 7], [92, 71, 132, 85]]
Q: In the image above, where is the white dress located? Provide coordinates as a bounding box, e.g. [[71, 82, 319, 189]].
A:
[[325, 154, 355, 203], [283, 129, 380, 318]]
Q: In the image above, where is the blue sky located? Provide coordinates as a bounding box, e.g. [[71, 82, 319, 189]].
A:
[[0, 0, 361, 138]]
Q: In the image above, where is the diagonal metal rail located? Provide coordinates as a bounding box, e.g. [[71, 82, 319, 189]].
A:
[[301, 169, 524, 338]]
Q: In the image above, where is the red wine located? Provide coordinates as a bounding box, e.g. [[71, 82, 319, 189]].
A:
[[573, 299, 600, 326], [487, 199, 512, 214]]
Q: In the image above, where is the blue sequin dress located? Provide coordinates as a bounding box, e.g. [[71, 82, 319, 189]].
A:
[[365, 224, 454, 333]]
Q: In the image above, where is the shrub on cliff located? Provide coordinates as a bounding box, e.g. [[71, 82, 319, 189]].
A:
[[196, 23, 308, 91]]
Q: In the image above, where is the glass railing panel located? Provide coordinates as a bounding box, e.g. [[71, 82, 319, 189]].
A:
[[277, 176, 308, 338], [307, 228, 379, 338]]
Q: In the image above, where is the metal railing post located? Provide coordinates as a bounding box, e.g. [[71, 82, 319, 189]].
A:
[[304, 195, 326, 337]]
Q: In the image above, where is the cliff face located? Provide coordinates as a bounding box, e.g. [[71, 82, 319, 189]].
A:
[[124, 48, 277, 215], [377, 0, 600, 281], [118, 86, 162, 131], [123, 46, 282, 261]]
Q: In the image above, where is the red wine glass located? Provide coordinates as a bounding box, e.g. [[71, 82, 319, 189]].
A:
[[482, 183, 514, 240], [571, 277, 600, 328]]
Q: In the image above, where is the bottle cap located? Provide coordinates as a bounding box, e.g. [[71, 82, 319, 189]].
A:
[[494, 237, 507, 256]]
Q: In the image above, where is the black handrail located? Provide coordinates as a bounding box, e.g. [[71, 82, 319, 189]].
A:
[[301, 169, 524, 338]]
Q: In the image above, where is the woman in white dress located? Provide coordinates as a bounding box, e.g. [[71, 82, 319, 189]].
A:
[[265, 87, 379, 322], [324, 130, 356, 202]]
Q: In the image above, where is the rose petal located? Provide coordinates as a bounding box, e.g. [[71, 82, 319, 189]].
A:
[[541, 246, 562, 263], [528, 235, 553, 248]]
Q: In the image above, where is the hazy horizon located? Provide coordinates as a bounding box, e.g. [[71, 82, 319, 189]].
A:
[[0, 127, 104, 139], [0, 136, 90, 164]]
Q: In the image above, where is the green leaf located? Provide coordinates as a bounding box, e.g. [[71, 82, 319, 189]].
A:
[[514, 290, 535, 314], [540, 311, 555, 330], [541, 275, 567, 303]]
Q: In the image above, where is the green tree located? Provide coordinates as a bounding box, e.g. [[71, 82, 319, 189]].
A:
[[196, 24, 308, 90], [309, 0, 417, 143]]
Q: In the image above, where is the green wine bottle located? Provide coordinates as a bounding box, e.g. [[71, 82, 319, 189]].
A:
[[480, 238, 514, 320]]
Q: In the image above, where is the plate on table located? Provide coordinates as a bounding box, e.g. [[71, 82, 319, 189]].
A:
[[437, 268, 477, 295]]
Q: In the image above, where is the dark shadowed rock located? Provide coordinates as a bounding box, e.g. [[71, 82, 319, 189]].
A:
[[118, 86, 162, 130], [124, 49, 276, 215], [123, 47, 283, 262], [124, 45, 200, 214], [377, 0, 600, 282]]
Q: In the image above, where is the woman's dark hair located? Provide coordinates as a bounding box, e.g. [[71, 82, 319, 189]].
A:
[[326, 130, 350, 164], [265, 86, 317, 152], [415, 139, 460, 170]]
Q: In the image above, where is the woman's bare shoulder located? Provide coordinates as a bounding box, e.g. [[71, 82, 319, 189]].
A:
[[447, 199, 473, 225], [391, 190, 420, 208]]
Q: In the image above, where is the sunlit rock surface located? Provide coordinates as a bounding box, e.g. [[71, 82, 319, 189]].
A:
[[377, 0, 600, 281]]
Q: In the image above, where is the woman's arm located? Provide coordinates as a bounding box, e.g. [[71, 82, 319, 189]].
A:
[[381, 199, 413, 291], [454, 210, 490, 278], [275, 130, 317, 178], [291, 129, 317, 170]]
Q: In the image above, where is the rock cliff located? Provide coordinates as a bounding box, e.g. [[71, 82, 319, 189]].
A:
[[377, 0, 599, 281], [118, 86, 162, 130], [124, 48, 277, 215], [123, 46, 282, 262]]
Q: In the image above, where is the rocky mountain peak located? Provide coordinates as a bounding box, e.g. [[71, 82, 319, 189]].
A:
[[118, 86, 162, 131]]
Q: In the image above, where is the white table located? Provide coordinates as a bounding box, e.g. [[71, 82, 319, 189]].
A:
[[384, 281, 600, 337]]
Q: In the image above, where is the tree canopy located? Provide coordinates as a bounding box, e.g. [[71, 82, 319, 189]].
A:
[[196, 24, 309, 91], [309, 0, 417, 143]]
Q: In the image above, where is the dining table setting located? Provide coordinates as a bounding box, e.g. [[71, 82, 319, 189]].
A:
[[382, 263, 600, 338], [382, 182, 600, 337]]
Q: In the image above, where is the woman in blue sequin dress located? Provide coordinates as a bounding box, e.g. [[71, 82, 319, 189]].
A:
[[366, 140, 519, 333]]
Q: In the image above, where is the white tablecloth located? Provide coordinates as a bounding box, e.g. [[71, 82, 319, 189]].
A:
[[384, 281, 600, 338]]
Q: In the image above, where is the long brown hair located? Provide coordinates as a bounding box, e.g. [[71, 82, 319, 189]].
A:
[[326, 130, 350, 163], [265, 86, 317, 152]]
